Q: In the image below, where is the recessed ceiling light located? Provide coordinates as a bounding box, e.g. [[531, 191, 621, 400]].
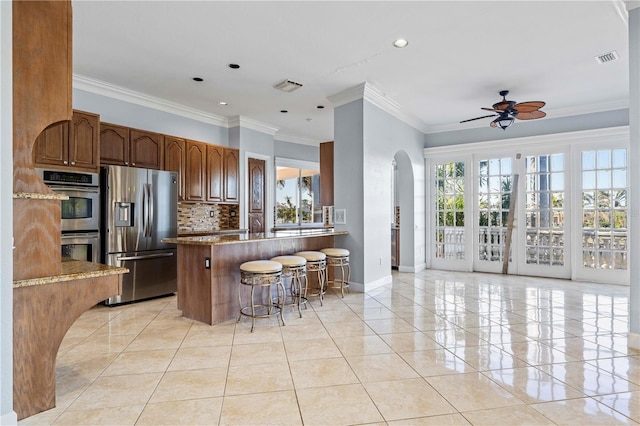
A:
[[228, 63, 240, 69], [218, 101, 228, 106], [192, 77, 203, 82], [316, 105, 325, 109], [280, 110, 288, 113], [392, 39, 409, 48]]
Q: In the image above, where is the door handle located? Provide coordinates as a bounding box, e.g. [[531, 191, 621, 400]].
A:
[[148, 184, 154, 237], [116, 252, 174, 261]]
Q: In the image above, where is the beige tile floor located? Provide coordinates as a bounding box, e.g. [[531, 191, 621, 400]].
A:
[[19, 269, 640, 425]]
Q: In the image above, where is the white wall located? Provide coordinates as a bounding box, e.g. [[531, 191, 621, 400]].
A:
[[333, 97, 425, 290], [0, 0, 16, 423], [363, 101, 425, 277], [333, 100, 365, 288], [628, 4, 640, 348], [274, 140, 319, 163], [73, 89, 229, 145]]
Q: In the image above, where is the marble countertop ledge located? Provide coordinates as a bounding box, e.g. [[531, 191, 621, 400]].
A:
[[13, 260, 128, 288], [178, 229, 249, 236], [164, 229, 348, 246], [13, 192, 68, 200]]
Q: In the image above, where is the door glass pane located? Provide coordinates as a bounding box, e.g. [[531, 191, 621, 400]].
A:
[[525, 154, 565, 266], [477, 157, 512, 264], [581, 149, 628, 270], [435, 161, 465, 259]]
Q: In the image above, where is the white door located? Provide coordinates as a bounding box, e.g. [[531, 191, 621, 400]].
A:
[[574, 146, 629, 284], [430, 158, 471, 271], [473, 156, 516, 274], [517, 150, 571, 279]]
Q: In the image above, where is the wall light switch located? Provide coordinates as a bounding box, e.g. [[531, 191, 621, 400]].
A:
[[205, 257, 211, 269]]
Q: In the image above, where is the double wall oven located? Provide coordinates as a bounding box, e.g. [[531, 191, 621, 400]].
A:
[[37, 169, 100, 262]]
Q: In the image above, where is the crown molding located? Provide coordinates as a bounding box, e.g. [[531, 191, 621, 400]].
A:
[[227, 115, 279, 135], [626, 0, 640, 11], [73, 74, 228, 127], [274, 133, 321, 146], [424, 126, 629, 157], [328, 82, 428, 133]]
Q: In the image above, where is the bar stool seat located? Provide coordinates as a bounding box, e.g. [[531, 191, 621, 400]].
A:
[[271, 255, 307, 318], [321, 248, 350, 298], [238, 260, 285, 332], [294, 251, 327, 306]]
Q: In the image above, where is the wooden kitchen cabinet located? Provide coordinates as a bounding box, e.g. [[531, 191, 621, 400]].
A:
[[224, 148, 240, 203], [207, 146, 239, 203], [100, 123, 130, 166], [100, 125, 164, 169], [130, 129, 164, 169], [33, 110, 100, 172], [185, 140, 207, 202], [164, 136, 186, 201], [206, 145, 223, 202]]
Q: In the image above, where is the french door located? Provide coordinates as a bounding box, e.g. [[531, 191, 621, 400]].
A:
[[429, 128, 629, 284], [573, 144, 628, 284], [472, 149, 570, 279]]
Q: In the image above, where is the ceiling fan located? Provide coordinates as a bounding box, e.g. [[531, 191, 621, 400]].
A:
[[460, 90, 546, 130]]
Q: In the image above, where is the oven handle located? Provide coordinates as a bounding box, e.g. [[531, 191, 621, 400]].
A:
[[61, 233, 99, 240], [49, 186, 99, 193], [116, 253, 174, 261]]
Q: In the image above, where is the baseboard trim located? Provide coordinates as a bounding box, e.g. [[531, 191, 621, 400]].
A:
[[398, 263, 426, 273], [629, 332, 640, 350], [1, 410, 18, 425]]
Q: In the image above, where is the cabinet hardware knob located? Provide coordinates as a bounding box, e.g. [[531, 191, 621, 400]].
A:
[[132, 163, 135, 166], [125, 162, 128, 165], [71, 162, 75, 165], [63, 161, 68, 165]]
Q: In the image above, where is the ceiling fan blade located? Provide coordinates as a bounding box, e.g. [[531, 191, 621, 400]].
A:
[[460, 114, 497, 123], [514, 101, 546, 113], [516, 110, 546, 120]]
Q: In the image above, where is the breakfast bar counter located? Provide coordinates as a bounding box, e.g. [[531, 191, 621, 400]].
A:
[[13, 260, 128, 420], [164, 229, 347, 325]]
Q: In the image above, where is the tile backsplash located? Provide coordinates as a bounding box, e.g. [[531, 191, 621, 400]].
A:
[[178, 203, 239, 232]]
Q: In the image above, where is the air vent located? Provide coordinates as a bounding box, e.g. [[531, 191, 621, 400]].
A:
[[274, 79, 303, 92], [595, 50, 619, 64]]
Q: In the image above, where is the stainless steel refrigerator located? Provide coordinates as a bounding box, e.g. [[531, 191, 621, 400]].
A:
[[101, 165, 178, 305]]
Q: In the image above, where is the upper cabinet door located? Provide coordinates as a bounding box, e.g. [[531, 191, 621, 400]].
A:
[[69, 110, 99, 171], [185, 141, 206, 202], [224, 148, 240, 203], [100, 123, 130, 166], [130, 130, 164, 169], [207, 145, 223, 203], [164, 136, 186, 201], [33, 121, 69, 168]]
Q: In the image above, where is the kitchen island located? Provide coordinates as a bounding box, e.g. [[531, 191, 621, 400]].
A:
[[164, 229, 347, 325]]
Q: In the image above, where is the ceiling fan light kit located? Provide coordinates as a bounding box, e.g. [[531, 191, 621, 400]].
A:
[[461, 90, 546, 130]]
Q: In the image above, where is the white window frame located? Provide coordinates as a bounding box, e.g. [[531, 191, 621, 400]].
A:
[[274, 157, 322, 228]]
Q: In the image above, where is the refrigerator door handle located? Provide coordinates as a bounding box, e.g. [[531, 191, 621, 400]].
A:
[[116, 252, 174, 261], [141, 183, 148, 237], [148, 183, 154, 236]]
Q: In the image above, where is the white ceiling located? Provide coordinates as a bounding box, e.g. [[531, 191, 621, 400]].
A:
[[72, 1, 630, 144]]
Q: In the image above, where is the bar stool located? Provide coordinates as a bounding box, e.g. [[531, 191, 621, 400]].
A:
[[321, 248, 350, 298], [270, 255, 307, 318], [293, 251, 326, 306], [237, 260, 285, 332]]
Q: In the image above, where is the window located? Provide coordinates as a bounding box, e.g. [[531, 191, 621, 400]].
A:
[[275, 158, 321, 226], [581, 149, 627, 270], [434, 161, 465, 259]]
